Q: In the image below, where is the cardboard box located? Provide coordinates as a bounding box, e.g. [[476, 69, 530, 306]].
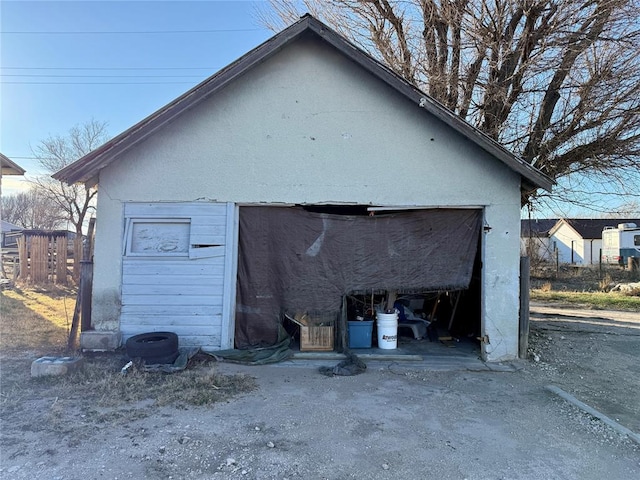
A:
[[300, 325, 334, 351]]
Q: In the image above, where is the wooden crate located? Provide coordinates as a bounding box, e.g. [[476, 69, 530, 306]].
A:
[[300, 325, 334, 351]]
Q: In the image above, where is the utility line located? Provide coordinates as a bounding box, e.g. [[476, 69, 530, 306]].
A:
[[2, 81, 198, 85], [2, 74, 207, 78], [3, 28, 262, 34], [2, 67, 216, 70]]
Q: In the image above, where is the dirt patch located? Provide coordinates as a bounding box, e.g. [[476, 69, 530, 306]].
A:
[[1, 332, 639, 479], [527, 305, 640, 432], [1, 287, 639, 479]]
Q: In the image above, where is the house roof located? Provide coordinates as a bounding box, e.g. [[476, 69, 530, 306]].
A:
[[1, 220, 23, 233], [53, 14, 554, 193], [0, 153, 26, 176], [521, 219, 559, 237], [550, 218, 640, 239]]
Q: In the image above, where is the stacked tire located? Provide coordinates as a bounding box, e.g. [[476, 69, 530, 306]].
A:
[[125, 332, 179, 365]]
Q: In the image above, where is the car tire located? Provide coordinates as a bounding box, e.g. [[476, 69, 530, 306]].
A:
[[125, 332, 179, 364]]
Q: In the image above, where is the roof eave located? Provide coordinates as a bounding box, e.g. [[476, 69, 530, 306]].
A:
[[0, 153, 26, 176]]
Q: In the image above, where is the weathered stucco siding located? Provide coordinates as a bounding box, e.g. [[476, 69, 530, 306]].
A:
[[482, 205, 522, 361], [91, 36, 522, 360]]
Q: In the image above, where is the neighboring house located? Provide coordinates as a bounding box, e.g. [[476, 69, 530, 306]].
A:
[[0, 153, 26, 198], [520, 219, 558, 262], [1, 220, 24, 248], [0, 153, 25, 278], [549, 218, 640, 265], [53, 15, 553, 362]]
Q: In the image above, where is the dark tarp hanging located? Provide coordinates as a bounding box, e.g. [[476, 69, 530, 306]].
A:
[[235, 207, 482, 348]]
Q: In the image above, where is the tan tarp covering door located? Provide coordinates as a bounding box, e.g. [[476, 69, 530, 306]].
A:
[[235, 207, 482, 348]]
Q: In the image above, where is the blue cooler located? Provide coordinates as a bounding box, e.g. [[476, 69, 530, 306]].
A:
[[348, 320, 374, 348]]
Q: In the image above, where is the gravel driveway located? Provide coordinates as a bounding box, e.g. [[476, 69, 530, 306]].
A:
[[1, 305, 639, 480]]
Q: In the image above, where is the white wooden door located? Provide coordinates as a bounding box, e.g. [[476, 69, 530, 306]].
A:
[[120, 202, 237, 350]]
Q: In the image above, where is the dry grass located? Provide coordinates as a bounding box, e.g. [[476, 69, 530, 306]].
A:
[[13, 354, 257, 408], [0, 285, 75, 354], [0, 354, 256, 414], [598, 273, 613, 291], [0, 285, 257, 411], [530, 264, 640, 310], [539, 282, 553, 292], [530, 290, 640, 310]]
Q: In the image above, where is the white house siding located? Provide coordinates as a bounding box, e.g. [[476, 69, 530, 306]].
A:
[[119, 202, 236, 350], [579, 239, 600, 265], [91, 37, 522, 361], [551, 224, 602, 265]]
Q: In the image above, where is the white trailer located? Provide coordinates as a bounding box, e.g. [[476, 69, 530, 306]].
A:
[[601, 223, 640, 265]]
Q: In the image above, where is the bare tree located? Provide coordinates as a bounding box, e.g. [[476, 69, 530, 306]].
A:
[[258, 0, 640, 209], [30, 119, 109, 237], [609, 200, 640, 217], [30, 119, 109, 280], [1, 188, 66, 230]]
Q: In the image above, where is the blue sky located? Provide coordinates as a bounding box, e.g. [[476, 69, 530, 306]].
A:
[[1, 1, 636, 218], [1, 0, 272, 191]]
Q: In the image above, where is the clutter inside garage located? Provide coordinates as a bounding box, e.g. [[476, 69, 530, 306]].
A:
[[236, 205, 483, 357]]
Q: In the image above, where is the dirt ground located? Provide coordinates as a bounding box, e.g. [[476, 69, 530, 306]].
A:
[[527, 303, 640, 433], [1, 304, 639, 480]]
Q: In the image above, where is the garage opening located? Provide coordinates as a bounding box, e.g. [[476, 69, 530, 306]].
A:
[[235, 205, 482, 357]]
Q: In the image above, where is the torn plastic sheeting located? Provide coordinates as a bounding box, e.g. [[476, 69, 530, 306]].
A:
[[319, 352, 367, 376], [142, 347, 201, 373]]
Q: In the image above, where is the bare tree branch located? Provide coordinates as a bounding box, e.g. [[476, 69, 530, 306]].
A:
[[258, 0, 640, 208], [29, 118, 108, 237]]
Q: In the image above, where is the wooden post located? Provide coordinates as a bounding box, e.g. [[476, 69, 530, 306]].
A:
[[32, 236, 46, 283], [628, 257, 639, 281], [55, 236, 68, 284], [80, 218, 95, 332], [447, 291, 461, 331], [73, 236, 82, 282], [12, 256, 18, 281], [599, 248, 602, 278], [340, 295, 348, 351], [18, 235, 27, 282], [385, 290, 397, 312], [519, 256, 530, 359], [429, 292, 441, 321], [67, 287, 82, 350]]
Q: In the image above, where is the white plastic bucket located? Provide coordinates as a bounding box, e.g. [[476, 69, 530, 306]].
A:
[[376, 312, 398, 349]]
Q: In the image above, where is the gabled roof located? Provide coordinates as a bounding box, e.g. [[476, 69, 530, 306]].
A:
[[53, 14, 554, 193], [1, 220, 24, 233], [521, 219, 559, 237], [550, 218, 640, 239], [0, 153, 26, 176]]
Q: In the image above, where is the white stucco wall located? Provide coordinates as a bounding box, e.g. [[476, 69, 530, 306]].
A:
[[92, 36, 523, 361]]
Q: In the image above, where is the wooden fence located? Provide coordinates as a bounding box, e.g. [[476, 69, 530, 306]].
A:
[[14, 234, 77, 284]]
